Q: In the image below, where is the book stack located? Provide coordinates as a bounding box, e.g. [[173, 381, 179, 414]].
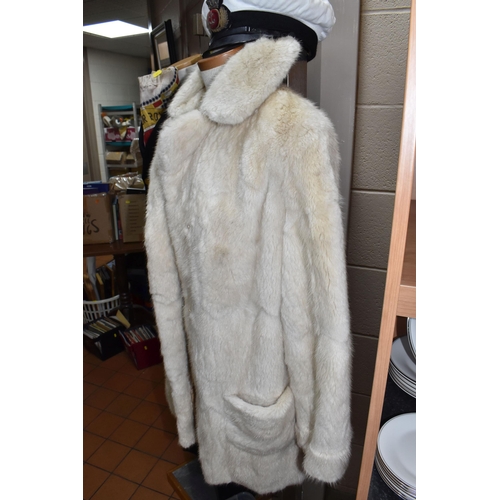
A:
[[83, 316, 122, 340], [119, 325, 157, 346], [84, 261, 116, 302], [95, 263, 115, 299]]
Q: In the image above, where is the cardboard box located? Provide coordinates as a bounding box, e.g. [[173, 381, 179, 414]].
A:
[[84, 193, 115, 244], [106, 151, 126, 164], [117, 193, 146, 243]]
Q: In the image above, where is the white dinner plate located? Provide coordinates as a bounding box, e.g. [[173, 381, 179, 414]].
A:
[[389, 364, 416, 398], [376, 452, 416, 499], [390, 367, 415, 389], [391, 336, 416, 382], [407, 317, 416, 358], [377, 413, 416, 490], [376, 447, 416, 494], [389, 372, 415, 398]]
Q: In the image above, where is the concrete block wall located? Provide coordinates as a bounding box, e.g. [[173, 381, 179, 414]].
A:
[[327, 1, 411, 497]]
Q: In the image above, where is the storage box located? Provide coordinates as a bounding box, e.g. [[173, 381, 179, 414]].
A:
[[117, 193, 146, 243], [119, 325, 163, 370], [105, 127, 136, 142], [84, 193, 115, 244], [83, 317, 125, 361]]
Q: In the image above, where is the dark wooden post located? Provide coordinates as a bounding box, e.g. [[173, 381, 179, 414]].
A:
[[287, 60, 307, 97]]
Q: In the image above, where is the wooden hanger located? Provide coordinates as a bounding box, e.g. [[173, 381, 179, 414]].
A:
[[169, 54, 203, 71], [198, 45, 244, 72]]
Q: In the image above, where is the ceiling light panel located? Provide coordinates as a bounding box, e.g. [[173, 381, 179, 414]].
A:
[[83, 20, 149, 38]]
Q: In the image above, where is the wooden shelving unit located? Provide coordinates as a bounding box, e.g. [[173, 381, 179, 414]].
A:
[[355, 0, 416, 499], [98, 103, 141, 180]]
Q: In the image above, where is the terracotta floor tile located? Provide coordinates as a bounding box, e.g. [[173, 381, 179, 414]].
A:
[[106, 393, 142, 418], [83, 381, 99, 400], [139, 363, 165, 382], [84, 362, 96, 377], [130, 486, 171, 500], [83, 404, 102, 428], [87, 439, 131, 472], [145, 383, 169, 406], [161, 436, 197, 465], [101, 351, 130, 371], [119, 358, 144, 376], [123, 378, 156, 399], [134, 427, 176, 458], [171, 491, 181, 499], [83, 430, 105, 461], [128, 400, 165, 426], [83, 463, 110, 500], [114, 449, 158, 484], [91, 474, 139, 500], [85, 387, 120, 410], [84, 366, 117, 386], [85, 411, 125, 438], [152, 407, 178, 434], [142, 459, 176, 496], [84, 349, 102, 366], [103, 371, 136, 393], [109, 419, 150, 448], [83, 336, 183, 500]]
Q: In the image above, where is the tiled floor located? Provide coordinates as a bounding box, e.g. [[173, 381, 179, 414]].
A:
[[83, 345, 197, 500]]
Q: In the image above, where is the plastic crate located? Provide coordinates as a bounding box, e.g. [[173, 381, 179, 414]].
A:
[[83, 295, 120, 324], [119, 325, 163, 370], [83, 316, 125, 360]]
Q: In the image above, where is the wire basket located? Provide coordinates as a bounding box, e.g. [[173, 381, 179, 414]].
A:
[[83, 295, 121, 324]]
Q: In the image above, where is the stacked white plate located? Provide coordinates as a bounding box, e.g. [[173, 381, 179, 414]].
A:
[[407, 318, 416, 358], [389, 335, 416, 398], [375, 413, 416, 500]]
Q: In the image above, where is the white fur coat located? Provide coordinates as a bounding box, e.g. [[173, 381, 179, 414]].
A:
[[145, 36, 352, 495]]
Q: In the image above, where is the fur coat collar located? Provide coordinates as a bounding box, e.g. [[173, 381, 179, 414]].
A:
[[168, 36, 301, 124]]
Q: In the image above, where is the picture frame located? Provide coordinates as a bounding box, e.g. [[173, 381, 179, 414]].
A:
[[151, 20, 178, 70]]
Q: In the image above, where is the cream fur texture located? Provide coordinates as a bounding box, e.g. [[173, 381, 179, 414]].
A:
[[145, 36, 352, 494]]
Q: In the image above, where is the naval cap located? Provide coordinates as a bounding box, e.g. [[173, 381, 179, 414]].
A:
[[201, 0, 336, 61]]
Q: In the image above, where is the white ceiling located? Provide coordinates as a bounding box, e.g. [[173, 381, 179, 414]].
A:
[[83, 0, 151, 59]]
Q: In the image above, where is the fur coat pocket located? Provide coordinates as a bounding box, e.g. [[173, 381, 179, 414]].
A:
[[224, 387, 296, 455]]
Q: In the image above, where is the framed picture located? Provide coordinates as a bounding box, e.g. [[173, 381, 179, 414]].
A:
[[151, 20, 178, 70]]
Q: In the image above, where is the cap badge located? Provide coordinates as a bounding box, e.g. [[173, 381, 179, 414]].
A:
[[206, 0, 230, 33]]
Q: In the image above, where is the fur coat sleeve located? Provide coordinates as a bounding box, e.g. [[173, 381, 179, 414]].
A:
[[280, 99, 352, 482], [144, 159, 197, 447]]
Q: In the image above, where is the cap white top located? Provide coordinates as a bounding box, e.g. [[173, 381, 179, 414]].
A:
[[202, 0, 336, 42]]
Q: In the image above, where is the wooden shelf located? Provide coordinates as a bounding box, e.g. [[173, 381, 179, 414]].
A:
[[397, 199, 416, 318], [83, 240, 145, 258], [98, 102, 140, 181], [83, 239, 146, 322]]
